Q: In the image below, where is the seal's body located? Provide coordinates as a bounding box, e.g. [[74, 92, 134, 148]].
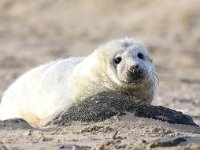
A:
[[0, 38, 158, 127]]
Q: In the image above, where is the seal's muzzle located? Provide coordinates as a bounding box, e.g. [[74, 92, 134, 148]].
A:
[[128, 64, 145, 84]]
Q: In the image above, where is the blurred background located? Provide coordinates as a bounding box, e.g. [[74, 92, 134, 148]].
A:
[[0, 0, 200, 121]]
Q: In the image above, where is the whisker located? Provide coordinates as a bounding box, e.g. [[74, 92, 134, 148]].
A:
[[150, 70, 159, 94]]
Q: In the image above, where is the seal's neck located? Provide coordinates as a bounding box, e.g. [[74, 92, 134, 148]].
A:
[[69, 55, 108, 102]]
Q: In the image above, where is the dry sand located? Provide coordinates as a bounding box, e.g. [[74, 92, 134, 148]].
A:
[[0, 0, 200, 149]]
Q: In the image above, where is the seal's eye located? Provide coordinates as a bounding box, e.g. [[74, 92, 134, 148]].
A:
[[137, 52, 144, 60], [114, 56, 122, 64]]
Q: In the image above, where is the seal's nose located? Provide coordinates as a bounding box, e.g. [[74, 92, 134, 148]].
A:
[[129, 64, 144, 78], [127, 64, 144, 83], [130, 64, 140, 72]]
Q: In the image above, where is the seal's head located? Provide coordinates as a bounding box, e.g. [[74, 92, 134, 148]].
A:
[[93, 38, 158, 103]]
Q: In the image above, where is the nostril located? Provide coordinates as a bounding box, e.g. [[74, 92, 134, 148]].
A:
[[135, 64, 139, 70], [130, 64, 139, 71]]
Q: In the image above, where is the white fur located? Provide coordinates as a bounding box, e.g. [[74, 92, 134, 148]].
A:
[[0, 38, 157, 127]]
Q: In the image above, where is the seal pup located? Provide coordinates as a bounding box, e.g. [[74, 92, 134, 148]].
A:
[[0, 38, 158, 127]]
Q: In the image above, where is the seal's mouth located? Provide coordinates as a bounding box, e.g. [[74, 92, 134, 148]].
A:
[[132, 78, 143, 84], [126, 69, 146, 84], [117, 65, 148, 85]]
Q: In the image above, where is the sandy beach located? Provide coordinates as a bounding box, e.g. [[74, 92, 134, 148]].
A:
[[0, 0, 200, 149]]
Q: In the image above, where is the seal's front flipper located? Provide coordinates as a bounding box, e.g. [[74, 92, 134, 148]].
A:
[[39, 109, 66, 127]]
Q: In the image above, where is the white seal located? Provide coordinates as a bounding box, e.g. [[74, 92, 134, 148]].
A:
[[0, 38, 158, 127]]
